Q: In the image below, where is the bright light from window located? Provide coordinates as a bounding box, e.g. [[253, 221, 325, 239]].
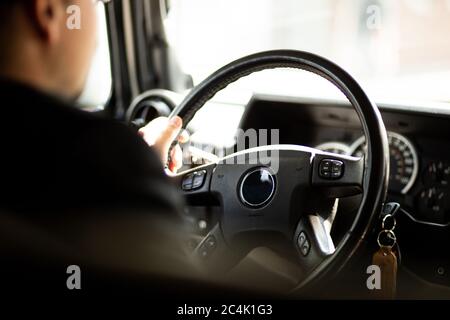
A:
[[166, 0, 450, 104], [78, 4, 112, 109]]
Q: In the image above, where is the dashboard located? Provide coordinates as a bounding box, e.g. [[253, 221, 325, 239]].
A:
[[240, 94, 450, 226], [315, 132, 450, 227], [238, 94, 450, 289], [127, 89, 450, 295]]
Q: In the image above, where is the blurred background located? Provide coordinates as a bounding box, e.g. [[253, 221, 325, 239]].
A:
[[78, 0, 450, 147], [163, 0, 450, 103]]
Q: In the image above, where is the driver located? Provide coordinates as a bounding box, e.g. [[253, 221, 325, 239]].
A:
[[0, 0, 190, 292]]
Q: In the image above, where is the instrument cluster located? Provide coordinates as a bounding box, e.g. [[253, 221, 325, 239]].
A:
[[316, 132, 450, 225]]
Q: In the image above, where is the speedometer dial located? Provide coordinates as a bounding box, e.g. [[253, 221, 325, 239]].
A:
[[349, 132, 419, 194], [314, 142, 351, 155]]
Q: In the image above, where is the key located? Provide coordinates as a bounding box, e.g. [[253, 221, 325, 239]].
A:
[[372, 229, 398, 299]]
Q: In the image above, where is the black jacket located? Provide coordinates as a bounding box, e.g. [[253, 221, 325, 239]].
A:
[[0, 80, 182, 213], [0, 79, 189, 294]]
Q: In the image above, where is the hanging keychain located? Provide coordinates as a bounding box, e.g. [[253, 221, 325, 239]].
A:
[[372, 203, 400, 299]]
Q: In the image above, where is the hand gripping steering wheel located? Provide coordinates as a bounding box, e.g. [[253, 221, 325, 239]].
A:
[[170, 50, 389, 294]]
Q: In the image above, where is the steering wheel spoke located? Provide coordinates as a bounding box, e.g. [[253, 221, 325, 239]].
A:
[[294, 202, 338, 275], [311, 153, 364, 198], [174, 162, 217, 200]]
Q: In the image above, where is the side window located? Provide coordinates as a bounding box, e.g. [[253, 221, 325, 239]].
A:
[[78, 3, 112, 110]]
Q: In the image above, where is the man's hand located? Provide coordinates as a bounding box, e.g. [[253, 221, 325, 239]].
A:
[[138, 116, 189, 173]]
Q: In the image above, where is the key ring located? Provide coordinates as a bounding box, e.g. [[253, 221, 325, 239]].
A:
[[382, 214, 396, 231], [377, 229, 397, 249]]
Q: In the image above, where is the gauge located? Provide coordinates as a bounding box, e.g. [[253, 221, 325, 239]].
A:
[[349, 132, 419, 194], [314, 142, 351, 155], [424, 161, 450, 187], [416, 187, 450, 224]]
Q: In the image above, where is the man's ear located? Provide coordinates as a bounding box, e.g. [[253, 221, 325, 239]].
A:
[[30, 0, 66, 44]]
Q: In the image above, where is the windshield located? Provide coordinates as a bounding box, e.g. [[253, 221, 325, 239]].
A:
[[166, 0, 450, 104]]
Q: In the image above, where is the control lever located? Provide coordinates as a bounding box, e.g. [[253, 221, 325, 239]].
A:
[[381, 202, 401, 218]]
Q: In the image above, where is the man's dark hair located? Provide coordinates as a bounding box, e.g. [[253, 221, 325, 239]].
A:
[[0, 0, 71, 27], [0, 0, 25, 10], [0, 0, 29, 66], [0, 1, 24, 28]]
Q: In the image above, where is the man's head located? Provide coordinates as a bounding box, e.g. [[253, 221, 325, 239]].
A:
[[0, 0, 100, 99]]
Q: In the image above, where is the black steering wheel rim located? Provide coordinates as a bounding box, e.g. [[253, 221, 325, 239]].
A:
[[171, 50, 389, 293]]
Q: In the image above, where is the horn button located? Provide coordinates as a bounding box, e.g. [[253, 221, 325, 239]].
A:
[[239, 167, 276, 208]]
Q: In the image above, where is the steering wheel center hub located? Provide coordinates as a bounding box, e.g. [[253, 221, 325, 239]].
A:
[[239, 167, 276, 208]]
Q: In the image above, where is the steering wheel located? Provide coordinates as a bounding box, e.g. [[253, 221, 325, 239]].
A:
[[170, 50, 389, 294]]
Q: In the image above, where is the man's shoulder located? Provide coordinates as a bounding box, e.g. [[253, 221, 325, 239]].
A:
[[1, 79, 160, 173], [0, 80, 182, 212]]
